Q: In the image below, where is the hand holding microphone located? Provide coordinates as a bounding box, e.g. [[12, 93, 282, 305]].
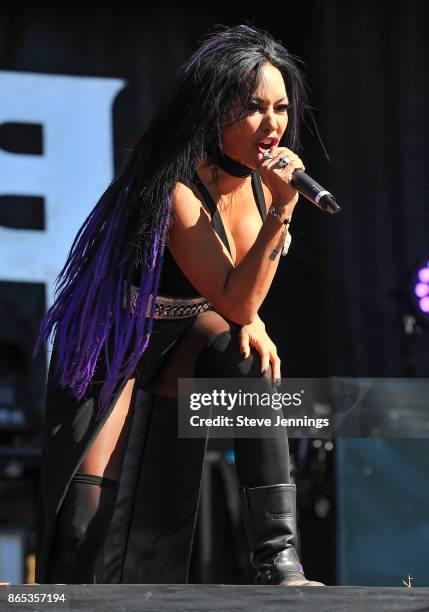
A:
[[258, 146, 341, 215]]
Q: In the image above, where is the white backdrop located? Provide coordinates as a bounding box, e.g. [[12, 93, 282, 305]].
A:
[[0, 70, 125, 366]]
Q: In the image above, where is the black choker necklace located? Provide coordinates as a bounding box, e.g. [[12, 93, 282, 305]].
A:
[[209, 147, 253, 178]]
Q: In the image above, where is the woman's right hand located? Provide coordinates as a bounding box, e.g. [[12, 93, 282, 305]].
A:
[[257, 146, 305, 214]]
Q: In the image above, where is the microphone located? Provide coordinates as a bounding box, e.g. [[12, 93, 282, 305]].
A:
[[261, 148, 341, 214], [291, 169, 341, 214]]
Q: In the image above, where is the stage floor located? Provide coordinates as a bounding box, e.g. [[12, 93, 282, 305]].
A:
[[2, 584, 429, 611]]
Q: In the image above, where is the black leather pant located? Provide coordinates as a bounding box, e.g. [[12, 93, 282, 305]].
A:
[[194, 327, 291, 487]]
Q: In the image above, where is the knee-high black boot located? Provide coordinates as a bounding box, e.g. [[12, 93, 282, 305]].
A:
[[240, 483, 324, 586], [195, 328, 325, 587]]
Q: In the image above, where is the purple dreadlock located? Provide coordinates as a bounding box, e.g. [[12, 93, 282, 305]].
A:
[[33, 23, 309, 421], [33, 148, 171, 421]]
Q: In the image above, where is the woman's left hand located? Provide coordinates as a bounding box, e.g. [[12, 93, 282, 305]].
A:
[[238, 315, 281, 384]]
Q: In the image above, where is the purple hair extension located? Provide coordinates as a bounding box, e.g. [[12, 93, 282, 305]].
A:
[[96, 220, 167, 421], [33, 169, 171, 422]]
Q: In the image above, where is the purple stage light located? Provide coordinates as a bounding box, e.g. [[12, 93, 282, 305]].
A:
[[419, 296, 429, 313], [413, 262, 429, 318], [414, 283, 429, 298], [417, 267, 429, 283], [409, 256, 429, 322]]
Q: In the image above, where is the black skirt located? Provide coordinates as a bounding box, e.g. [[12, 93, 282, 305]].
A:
[[35, 314, 209, 584]]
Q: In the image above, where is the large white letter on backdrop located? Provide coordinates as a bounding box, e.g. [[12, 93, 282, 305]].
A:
[[0, 71, 126, 363]]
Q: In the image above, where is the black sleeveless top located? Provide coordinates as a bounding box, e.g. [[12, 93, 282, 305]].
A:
[[133, 170, 267, 298]]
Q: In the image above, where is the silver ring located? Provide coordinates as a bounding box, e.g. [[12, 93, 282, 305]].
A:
[[277, 155, 290, 168], [262, 149, 273, 160]]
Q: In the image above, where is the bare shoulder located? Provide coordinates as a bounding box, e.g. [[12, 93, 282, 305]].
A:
[[169, 179, 230, 261], [172, 179, 198, 201], [171, 180, 211, 220]]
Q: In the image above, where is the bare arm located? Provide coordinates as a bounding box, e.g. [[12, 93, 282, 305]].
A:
[[222, 211, 290, 323], [167, 182, 294, 326]]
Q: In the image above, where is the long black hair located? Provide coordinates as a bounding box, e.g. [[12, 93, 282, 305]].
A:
[[33, 23, 309, 420]]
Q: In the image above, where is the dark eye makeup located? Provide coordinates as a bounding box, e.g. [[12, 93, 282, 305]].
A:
[[245, 102, 291, 112]]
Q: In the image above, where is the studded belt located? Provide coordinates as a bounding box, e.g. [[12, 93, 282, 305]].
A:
[[123, 283, 212, 319]]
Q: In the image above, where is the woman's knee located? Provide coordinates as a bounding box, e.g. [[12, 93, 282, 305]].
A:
[[145, 310, 272, 396], [195, 327, 273, 379], [145, 310, 235, 396]]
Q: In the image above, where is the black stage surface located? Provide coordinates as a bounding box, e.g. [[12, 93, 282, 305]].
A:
[[2, 584, 429, 611]]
